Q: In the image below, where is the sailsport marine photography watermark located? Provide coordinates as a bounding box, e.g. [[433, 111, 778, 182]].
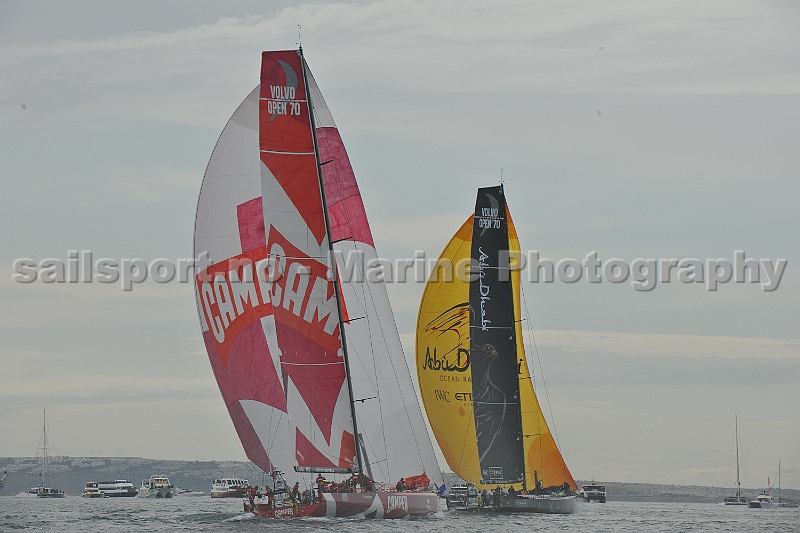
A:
[[11, 249, 787, 292]]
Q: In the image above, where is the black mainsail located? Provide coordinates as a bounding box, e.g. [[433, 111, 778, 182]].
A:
[[469, 185, 525, 485]]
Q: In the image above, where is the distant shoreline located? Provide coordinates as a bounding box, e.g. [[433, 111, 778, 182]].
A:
[[0, 456, 257, 496], [1, 457, 797, 503]]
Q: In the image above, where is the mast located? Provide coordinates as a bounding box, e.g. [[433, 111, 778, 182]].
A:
[[735, 415, 740, 501], [299, 47, 365, 477], [517, 383, 527, 491], [504, 184, 528, 493], [43, 409, 47, 487], [506, 183, 528, 492]]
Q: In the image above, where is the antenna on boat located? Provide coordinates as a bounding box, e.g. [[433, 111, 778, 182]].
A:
[[297, 24, 302, 50], [500, 167, 504, 185]]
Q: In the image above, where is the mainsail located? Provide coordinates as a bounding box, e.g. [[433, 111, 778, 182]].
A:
[[416, 185, 575, 490], [195, 49, 440, 486]]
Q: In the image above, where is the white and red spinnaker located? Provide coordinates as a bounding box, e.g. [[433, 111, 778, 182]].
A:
[[194, 50, 441, 486]]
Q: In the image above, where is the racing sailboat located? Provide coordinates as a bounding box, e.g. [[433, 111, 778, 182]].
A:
[[416, 185, 577, 514], [194, 48, 441, 519]]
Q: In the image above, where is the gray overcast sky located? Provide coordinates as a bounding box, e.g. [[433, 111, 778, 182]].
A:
[[1, 0, 798, 489]]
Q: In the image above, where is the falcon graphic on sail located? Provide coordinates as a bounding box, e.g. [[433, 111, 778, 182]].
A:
[[416, 185, 577, 513]]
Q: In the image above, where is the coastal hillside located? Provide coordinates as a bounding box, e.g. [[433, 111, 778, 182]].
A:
[[2, 457, 797, 503], [0, 457, 256, 497]]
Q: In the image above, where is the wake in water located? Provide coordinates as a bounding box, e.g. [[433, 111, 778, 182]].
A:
[[0, 499, 798, 532], [223, 512, 255, 522]]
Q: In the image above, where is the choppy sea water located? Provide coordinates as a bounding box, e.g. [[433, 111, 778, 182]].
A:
[[1, 497, 798, 533]]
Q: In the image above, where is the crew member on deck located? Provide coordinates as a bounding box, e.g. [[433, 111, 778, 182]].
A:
[[248, 486, 257, 510]]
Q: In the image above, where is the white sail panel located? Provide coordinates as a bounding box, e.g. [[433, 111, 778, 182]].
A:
[[194, 86, 262, 273], [306, 64, 442, 485], [195, 49, 441, 488]]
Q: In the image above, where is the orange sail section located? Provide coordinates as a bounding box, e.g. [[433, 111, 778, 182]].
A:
[[416, 204, 575, 491], [507, 213, 576, 491]]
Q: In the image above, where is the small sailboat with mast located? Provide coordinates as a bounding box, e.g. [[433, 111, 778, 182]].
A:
[[749, 460, 800, 508], [776, 460, 799, 508], [194, 47, 441, 519], [416, 185, 577, 514], [17, 409, 65, 498], [722, 415, 747, 505]]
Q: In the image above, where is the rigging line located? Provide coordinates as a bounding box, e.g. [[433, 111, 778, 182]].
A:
[[378, 300, 431, 474], [262, 340, 288, 472], [345, 236, 421, 475], [358, 248, 429, 476], [344, 324, 379, 402], [724, 428, 736, 489], [314, 116, 363, 313], [318, 128, 354, 233], [356, 410, 389, 483], [263, 400, 278, 462], [305, 52, 365, 478], [338, 244, 380, 400], [519, 278, 559, 461], [520, 280, 562, 453], [266, 407, 288, 475], [316, 110, 431, 476], [333, 257, 391, 481], [361, 257, 400, 480], [738, 428, 752, 489]]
